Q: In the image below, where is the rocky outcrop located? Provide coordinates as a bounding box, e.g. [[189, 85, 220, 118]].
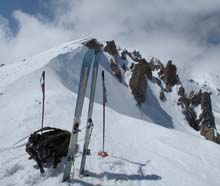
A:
[[104, 40, 118, 55], [101, 39, 220, 144], [161, 60, 178, 92], [132, 50, 142, 61], [178, 86, 185, 97], [200, 126, 216, 141], [149, 57, 179, 92], [122, 50, 141, 62], [130, 63, 134, 70], [129, 60, 149, 106], [199, 92, 216, 129], [121, 50, 127, 60], [155, 78, 162, 87], [191, 90, 202, 107], [183, 107, 199, 131], [110, 59, 122, 82], [122, 63, 127, 72], [159, 91, 166, 102], [145, 61, 152, 80], [84, 39, 102, 53], [178, 94, 190, 109], [149, 58, 163, 71], [177, 87, 220, 143]]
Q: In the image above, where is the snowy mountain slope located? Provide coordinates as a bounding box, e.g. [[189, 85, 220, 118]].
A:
[[0, 39, 220, 186]]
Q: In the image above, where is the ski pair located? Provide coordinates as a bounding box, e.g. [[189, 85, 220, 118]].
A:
[[62, 49, 102, 182]]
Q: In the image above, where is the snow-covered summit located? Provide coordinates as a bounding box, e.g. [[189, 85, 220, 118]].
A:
[[0, 38, 220, 186]]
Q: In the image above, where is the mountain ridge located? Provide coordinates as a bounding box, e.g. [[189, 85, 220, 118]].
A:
[[0, 38, 220, 186]]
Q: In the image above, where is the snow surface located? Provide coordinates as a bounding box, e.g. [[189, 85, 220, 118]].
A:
[[0, 39, 220, 186]]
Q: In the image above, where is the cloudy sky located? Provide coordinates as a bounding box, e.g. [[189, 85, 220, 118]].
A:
[[0, 0, 220, 73]]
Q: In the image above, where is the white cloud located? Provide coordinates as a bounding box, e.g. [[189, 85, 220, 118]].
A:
[[0, 0, 220, 77], [0, 11, 74, 63]]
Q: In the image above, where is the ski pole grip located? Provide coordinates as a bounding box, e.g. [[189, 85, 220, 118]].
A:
[[102, 70, 104, 80], [40, 71, 45, 95]]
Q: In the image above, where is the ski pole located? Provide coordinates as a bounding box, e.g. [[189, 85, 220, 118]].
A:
[[98, 70, 108, 157], [40, 71, 45, 134], [102, 70, 105, 152]]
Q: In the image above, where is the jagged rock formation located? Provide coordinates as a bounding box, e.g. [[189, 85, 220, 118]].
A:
[[110, 59, 122, 82], [159, 91, 166, 102], [123, 50, 142, 62], [84, 39, 102, 53], [145, 61, 152, 80], [177, 86, 220, 143], [155, 78, 162, 87], [121, 50, 127, 60], [149, 58, 163, 71], [86, 39, 123, 82], [129, 59, 150, 106], [104, 40, 118, 55], [160, 60, 178, 92], [85, 39, 220, 144], [178, 86, 185, 97], [126, 46, 219, 144]]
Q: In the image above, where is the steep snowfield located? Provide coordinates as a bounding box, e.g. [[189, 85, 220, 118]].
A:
[[0, 40, 220, 186]]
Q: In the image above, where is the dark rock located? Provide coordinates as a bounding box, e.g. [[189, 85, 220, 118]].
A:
[[110, 59, 122, 82], [216, 133, 220, 144], [163, 60, 178, 92], [125, 51, 139, 62], [183, 107, 200, 131], [149, 58, 162, 71], [200, 125, 215, 141], [130, 63, 134, 70], [129, 60, 149, 106], [191, 90, 202, 106], [136, 59, 152, 79], [178, 86, 185, 97], [178, 95, 190, 109], [121, 50, 127, 60], [145, 61, 152, 80], [188, 90, 195, 99], [132, 50, 142, 61], [159, 91, 166, 102], [155, 78, 162, 87], [200, 125, 220, 144], [0, 64, 5, 67], [200, 92, 213, 116], [104, 40, 118, 55], [198, 91, 218, 142], [122, 63, 127, 72], [84, 39, 102, 54], [158, 64, 165, 77]]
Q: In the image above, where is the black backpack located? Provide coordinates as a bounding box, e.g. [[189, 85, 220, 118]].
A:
[[26, 127, 71, 173]]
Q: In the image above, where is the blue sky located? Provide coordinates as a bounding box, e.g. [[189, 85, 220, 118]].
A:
[[0, 0, 39, 16], [0, 0, 50, 32]]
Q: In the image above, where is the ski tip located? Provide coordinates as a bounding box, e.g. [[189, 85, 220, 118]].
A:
[[85, 49, 95, 58], [95, 50, 103, 61]]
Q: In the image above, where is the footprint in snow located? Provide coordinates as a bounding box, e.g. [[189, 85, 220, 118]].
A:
[[4, 163, 24, 177]]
